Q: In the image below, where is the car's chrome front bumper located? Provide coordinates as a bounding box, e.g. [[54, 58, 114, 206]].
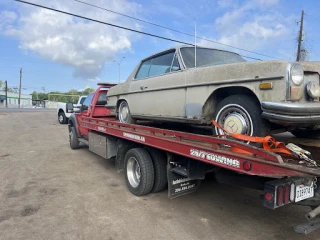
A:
[[261, 101, 320, 126]]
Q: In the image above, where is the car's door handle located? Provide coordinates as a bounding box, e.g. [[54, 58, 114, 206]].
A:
[[140, 85, 148, 90]]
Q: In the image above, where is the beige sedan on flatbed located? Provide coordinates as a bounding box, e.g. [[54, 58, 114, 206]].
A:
[[106, 45, 320, 139]]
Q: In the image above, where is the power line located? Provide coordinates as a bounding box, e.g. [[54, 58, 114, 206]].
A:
[[304, 12, 320, 23], [74, 0, 281, 60], [15, 0, 193, 46]]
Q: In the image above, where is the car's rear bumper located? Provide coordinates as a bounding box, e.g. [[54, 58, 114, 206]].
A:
[[261, 101, 320, 126]]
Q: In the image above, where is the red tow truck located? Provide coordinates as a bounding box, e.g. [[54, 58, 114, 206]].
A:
[[66, 83, 320, 235]]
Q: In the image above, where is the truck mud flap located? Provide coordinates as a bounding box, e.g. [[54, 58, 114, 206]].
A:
[[167, 162, 201, 199]]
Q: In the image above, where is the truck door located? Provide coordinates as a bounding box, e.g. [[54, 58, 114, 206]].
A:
[[77, 92, 94, 139]]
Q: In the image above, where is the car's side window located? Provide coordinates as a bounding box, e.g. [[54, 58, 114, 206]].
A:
[[136, 59, 151, 80], [148, 51, 175, 78], [171, 53, 180, 72], [135, 50, 180, 80], [81, 93, 94, 111]]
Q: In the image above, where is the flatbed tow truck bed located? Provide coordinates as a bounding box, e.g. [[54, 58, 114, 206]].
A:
[[66, 84, 320, 235], [81, 116, 320, 178]]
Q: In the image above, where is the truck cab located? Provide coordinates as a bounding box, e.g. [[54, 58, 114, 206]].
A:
[[69, 83, 117, 139]]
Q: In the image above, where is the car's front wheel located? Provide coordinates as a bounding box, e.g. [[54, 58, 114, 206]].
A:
[[118, 101, 136, 124], [291, 129, 320, 139], [213, 94, 270, 137]]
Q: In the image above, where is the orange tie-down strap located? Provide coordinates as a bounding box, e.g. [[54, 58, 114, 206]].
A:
[[212, 120, 293, 156]]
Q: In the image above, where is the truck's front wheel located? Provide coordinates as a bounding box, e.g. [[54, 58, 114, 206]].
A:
[[125, 148, 154, 196], [69, 126, 80, 149]]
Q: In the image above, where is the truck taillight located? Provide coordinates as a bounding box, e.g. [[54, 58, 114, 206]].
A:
[[277, 186, 284, 205], [284, 184, 290, 204], [265, 192, 273, 201], [277, 184, 293, 206]]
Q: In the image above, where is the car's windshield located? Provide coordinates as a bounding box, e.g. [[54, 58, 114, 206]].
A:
[[180, 47, 246, 68]]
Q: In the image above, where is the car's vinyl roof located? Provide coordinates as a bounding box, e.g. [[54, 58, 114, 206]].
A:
[[141, 45, 241, 62]]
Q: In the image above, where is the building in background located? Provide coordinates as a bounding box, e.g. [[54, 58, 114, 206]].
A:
[[0, 91, 32, 108]]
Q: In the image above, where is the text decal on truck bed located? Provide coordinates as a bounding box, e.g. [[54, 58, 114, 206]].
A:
[[190, 149, 240, 168], [123, 132, 146, 142]]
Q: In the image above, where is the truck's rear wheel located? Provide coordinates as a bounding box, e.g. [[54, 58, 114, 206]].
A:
[[58, 111, 67, 124], [147, 148, 168, 193], [69, 126, 80, 149], [125, 148, 154, 196]]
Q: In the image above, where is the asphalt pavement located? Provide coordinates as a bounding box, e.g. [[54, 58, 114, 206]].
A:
[[0, 111, 319, 240], [0, 108, 56, 112]]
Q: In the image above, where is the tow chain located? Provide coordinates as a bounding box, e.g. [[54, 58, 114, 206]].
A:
[[286, 143, 319, 167]]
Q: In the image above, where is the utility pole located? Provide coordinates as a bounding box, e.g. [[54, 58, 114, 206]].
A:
[[296, 10, 304, 61], [113, 57, 125, 83], [194, 18, 196, 68], [18, 68, 22, 108], [5, 80, 8, 108]]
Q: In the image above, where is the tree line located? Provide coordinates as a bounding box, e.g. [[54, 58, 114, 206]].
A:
[[0, 80, 94, 103]]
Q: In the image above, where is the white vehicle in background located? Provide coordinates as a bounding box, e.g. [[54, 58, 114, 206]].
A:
[[57, 96, 87, 124]]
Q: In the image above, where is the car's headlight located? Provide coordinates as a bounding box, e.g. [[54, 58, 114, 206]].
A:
[[290, 63, 304, 86]]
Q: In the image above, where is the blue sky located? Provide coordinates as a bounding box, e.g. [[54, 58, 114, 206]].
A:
[[0, 0, 320, 94]]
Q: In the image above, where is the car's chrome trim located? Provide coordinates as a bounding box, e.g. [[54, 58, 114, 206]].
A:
[[107, 76, 284, 97], [262, 112, 320, 124], [261, 101, 320, 115]]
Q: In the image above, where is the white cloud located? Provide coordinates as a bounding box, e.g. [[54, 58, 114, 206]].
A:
[[199, 0, 294, 59], [1, 0, 142, 79], [0, 10, 18, 30], [251, 0, 279, 8]]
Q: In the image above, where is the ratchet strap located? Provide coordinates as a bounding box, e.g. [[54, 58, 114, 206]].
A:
[[212, 120, 293, 156]]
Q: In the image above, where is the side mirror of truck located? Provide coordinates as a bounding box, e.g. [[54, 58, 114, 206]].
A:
[[66, 102, 74, 113]]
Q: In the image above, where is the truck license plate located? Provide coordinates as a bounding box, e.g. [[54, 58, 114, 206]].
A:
[[295, 184, 314, 202]]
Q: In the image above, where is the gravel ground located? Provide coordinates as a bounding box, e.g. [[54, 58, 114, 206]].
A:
[[0, 111, 319, 240]]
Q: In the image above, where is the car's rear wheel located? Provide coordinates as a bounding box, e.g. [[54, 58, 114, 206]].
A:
[[213, 95, 270, 137], [118, 101, 136, 124], [291, 129, 320, 139]]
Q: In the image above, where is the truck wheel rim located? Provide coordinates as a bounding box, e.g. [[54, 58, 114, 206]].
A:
[[127, 157, 141, 188], [59, 115, 63, 122], [215, 104, 253, 136], [69, 129, 73, 145], [119, 102, 129, 123]]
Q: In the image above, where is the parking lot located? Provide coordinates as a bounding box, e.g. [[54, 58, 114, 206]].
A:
[[0, 110, 319, 240]]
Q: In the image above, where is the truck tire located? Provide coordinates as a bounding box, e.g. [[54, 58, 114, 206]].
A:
[[118, 101, 136, 124], [58, 111, 67, 124], [291, 129, 320, 139], [213, 94, 270, 137], [147, 148, 168, 193], [69, 126, 80, 149], [125, 148, 154, 196]]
